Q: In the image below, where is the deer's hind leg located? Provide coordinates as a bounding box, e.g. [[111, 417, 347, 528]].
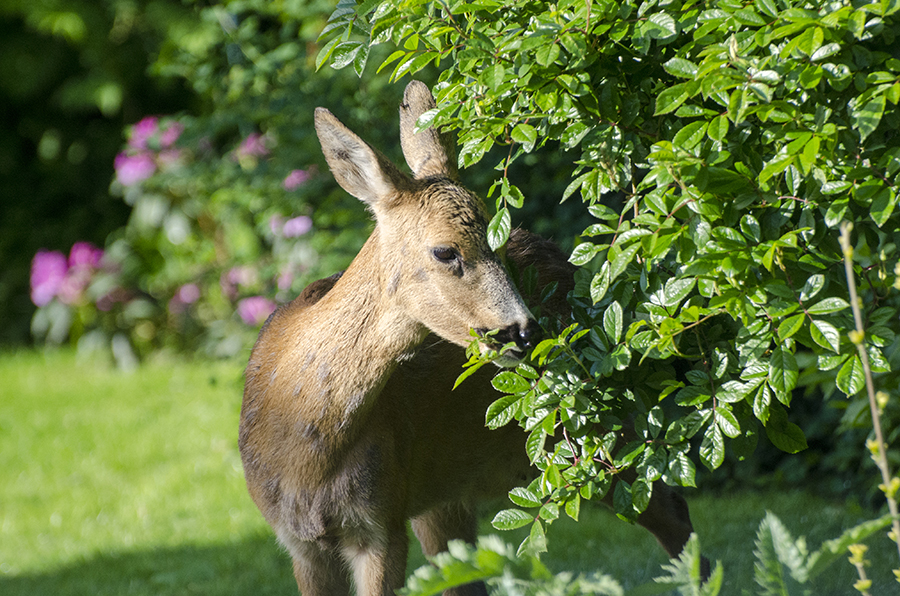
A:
[[411, 502, 488, 596], [287, 540, 352, 596], [342, 520, 409, 596], [600, 474, 711, 580]]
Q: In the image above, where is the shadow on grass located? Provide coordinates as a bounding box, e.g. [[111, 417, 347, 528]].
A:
[[0, 533, 298, 596]]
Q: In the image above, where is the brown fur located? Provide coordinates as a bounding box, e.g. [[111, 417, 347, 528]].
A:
[[240, 82, 701, 596]]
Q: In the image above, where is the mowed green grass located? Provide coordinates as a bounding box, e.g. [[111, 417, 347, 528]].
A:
[[0, 350, 895, 595]]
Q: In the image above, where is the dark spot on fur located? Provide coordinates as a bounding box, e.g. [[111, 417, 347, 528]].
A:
[[262, 474, 282, 506], [287, 489, 328, 540], [387, 269, 401, 295]]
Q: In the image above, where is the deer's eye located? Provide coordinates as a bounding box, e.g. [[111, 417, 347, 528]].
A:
[[431, 246, 459, 264]]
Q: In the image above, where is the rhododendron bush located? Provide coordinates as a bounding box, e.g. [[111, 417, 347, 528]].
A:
[[26, 1, 406, 363]]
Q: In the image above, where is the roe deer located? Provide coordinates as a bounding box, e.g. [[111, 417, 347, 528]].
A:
[[240, 81, 703, 596]]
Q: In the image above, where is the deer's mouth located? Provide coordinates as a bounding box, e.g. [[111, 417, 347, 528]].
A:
[[474, 327, 536, 367]]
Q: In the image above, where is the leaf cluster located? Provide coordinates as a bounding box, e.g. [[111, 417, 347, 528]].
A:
[[322, 0, 900, 555]]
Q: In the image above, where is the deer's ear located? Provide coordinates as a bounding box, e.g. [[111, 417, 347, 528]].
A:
[[399, 81, 458, 180], [315, 108, 407, 206]]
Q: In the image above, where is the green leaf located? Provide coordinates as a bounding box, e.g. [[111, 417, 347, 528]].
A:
[[570, 242, 601, 266], [508, 487, 542, 508], [613, 480, 633, 519], [487, 207, 511, 251], [768, 347, 798, 395], [672, 121, 708, 150], [491, 508, 533, 530], [330, 41, 364, 70], [799, 274, 824, 301], [481, 63, 506, 90], [315, 34, 344, 71], [836, 354, 865, 395], [590, 263, 611, 304], [664, 410, 710, 443], [485, 394, 519, 428], [700, 422, 725, 470], [717, 380, 748, 404], [758, 153, 794, 185], [564, 493, 581, 521], [491, 371, 530, 394], [754, 511, 808, 591], [654, 83, 691, 115], [810, 42, 840, 62], [525, 426, 547, 464], [851, 95, 885, 142], [820, 180, 852, 195], [535, 42, 560, 67], [609, 243, 640, 283], [805, 297, 849, 315], [662, 277, 695, 307], [717, 407, 741, 438], [663, 57, 698, 79], [753, 383, 771, 424], [777, 313, 805, 341], [764, 405, 808, 454], [646, 12, 677, 39], [871, 187, 896, 227], [603, 301, 623, 343], [522, 519, 547, 555], [668, 450, 697, 487], [707, 115, 730, 141], [810, 319, 840, 353], [352, 43, 370, 77], [632, 478, 652, 513], [824, 197, 849, 227], [806, 514, 895, 580], [511, 123, 537, 152], [755, 0, 778, 17]]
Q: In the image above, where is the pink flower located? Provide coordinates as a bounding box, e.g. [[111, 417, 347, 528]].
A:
[[58, 269, 91, 305], [160, 121, 184, 148], [278, 269, 294, 291], [177, 283, 200, 304], [169, 283, 201, 314], [30, 250, 68, 306], [282, 216, 313, 238], [128, 117, 159, 150], [68, 242, 103, 270], [220, 266, 257, 300], [237, 296, 276, 326], [235, 133, 269, 159], [283, 169, 310, 191], [114, 152, 156, 186]]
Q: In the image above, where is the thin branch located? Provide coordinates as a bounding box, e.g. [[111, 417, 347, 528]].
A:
[[839, 221, 900, 564]]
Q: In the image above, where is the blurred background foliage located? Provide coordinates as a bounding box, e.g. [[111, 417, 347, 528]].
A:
[[0, 0, 197, 345], [2, 0, 585, 361], [0, 0, 892, 511]]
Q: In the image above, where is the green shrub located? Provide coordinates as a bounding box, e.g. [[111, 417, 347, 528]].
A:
[[320, 0, 900, 585]]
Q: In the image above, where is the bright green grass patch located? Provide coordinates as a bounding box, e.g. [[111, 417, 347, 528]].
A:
[[0, 350, 895, 595]]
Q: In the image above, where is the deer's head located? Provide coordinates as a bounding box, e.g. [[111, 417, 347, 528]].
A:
[[314, 81, 538, 361]]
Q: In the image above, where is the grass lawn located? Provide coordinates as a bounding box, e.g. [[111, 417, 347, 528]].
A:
[[0, 349, 895, 595]]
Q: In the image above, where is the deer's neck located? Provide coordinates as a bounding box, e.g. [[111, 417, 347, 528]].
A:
[[292, 228, 426, 428]]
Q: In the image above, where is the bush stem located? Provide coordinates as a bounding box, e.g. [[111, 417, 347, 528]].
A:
[[839, 222, 900, 564]]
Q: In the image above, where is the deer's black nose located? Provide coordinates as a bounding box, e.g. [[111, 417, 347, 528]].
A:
[[498, 319, 542, 352]]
